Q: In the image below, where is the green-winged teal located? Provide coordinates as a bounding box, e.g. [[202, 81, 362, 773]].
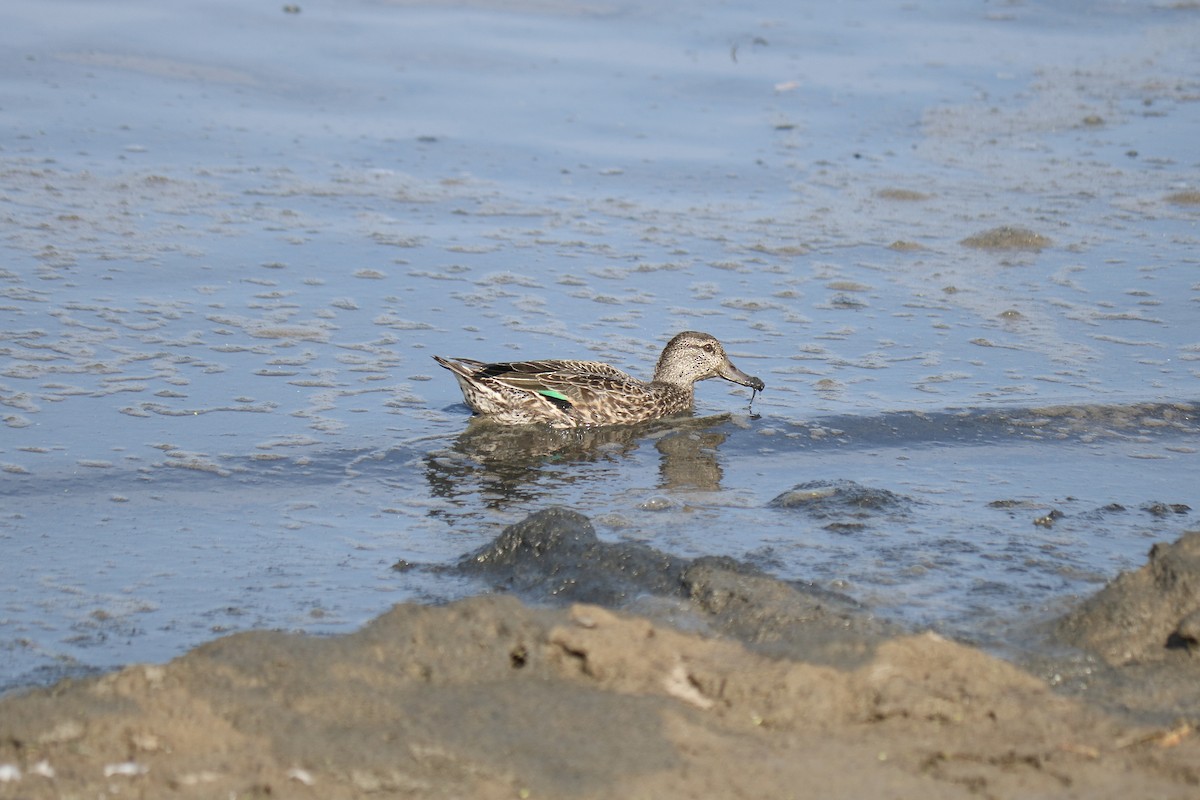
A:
[[434, 331, 764, 428]]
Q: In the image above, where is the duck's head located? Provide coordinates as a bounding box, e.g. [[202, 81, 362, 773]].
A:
[[653, 331, 765, 392]]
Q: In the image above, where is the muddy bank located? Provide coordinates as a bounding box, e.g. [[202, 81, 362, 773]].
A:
[[2, 599, 1196, 799], [2, 510, 1199, 798], [1042, 530, 1200, 726], [1057, 529, 1200, 665]]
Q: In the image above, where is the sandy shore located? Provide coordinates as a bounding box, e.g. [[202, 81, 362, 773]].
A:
[[2, 509, 1198, 798]]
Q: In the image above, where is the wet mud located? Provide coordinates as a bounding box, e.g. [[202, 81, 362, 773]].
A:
[[452, 507, 893, 665], [1044, 530, 1200, 726]]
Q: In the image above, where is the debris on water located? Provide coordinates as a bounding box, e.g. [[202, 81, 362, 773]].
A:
[[1142, 502, 1190, 517], [1033, 508, 1065, 527], [960, 226, 1053, 251], [1165, 191, 1200, 206]]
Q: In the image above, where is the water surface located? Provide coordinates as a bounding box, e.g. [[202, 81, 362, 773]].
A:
[[2, 0, 1198, 689]]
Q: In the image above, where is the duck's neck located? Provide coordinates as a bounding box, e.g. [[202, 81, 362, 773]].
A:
[[651, 363, 696, 394]]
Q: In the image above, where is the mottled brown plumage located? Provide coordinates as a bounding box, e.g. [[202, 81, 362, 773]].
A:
[[434, 331, 765, 428]]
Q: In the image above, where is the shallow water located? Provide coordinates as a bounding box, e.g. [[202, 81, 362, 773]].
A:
[[2, 0, 1199, 690]]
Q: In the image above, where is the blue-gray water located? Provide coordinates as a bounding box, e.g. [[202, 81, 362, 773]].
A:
[[2, 0, 1198, 690]]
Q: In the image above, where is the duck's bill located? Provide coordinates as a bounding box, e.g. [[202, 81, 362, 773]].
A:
[[719, 362, 765, 392]]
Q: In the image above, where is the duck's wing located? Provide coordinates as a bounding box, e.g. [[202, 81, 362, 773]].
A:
[[546, 360, 638, 382], [537, 371, 656, 408], [477, 359, 632, 379], [476, 361, 644, 405]]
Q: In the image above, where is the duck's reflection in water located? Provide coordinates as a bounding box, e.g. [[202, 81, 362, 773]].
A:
[[424, 414, 737, 515]]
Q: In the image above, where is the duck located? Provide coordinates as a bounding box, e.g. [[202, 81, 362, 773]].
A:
[[434, 330, 765, 428]]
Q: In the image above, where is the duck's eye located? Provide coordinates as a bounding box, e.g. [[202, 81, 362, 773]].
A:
[[701, 343, 715, 353]]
